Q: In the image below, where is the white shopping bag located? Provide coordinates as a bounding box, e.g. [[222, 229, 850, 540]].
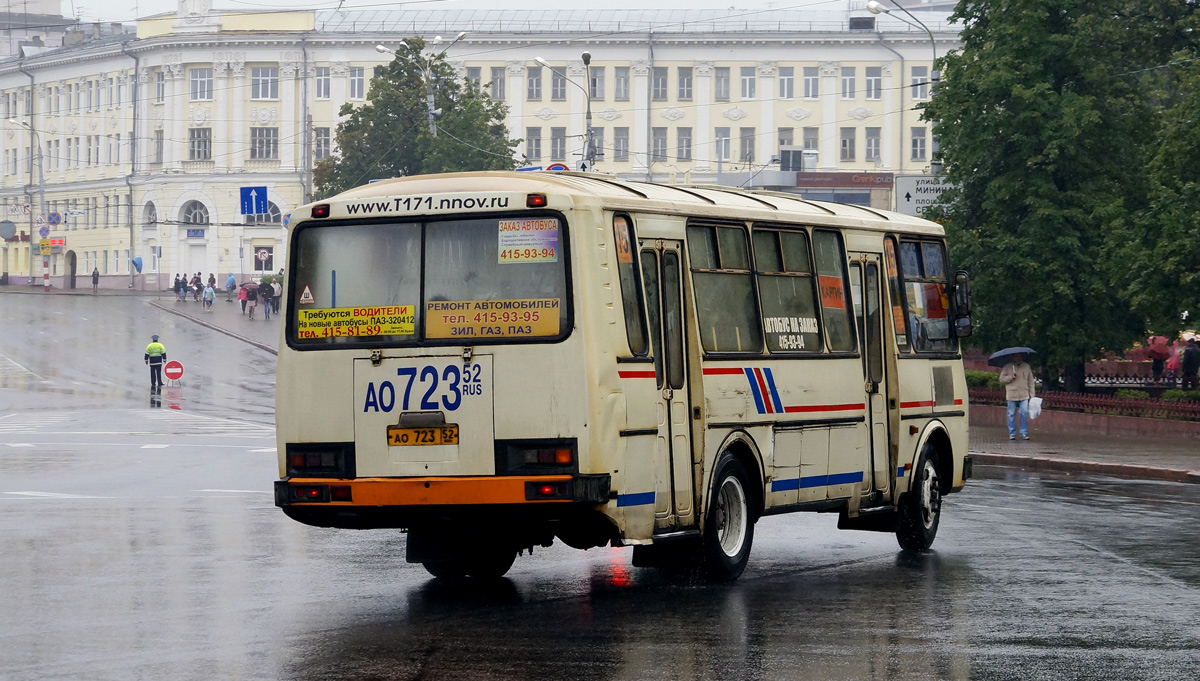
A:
[[1028, 396, 1043, 420]]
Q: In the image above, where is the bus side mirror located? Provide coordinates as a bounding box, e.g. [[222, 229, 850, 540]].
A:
[[953, 270, 973, 337]]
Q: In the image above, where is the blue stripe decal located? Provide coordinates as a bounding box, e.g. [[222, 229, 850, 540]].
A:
[[827, 471, 865, 486], [744, 368, 767, 414], [896, 467, 906, 478], [771, 478, 800, 492], [616, 491, 656, 507], [800, 475, 828, 488], [764, 367, 784, 414]]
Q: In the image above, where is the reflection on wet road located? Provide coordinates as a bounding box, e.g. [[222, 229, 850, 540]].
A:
[[2, 294, 1198, 680]]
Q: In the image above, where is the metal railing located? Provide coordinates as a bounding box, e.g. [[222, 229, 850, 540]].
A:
[[969, 387, 1200, 421]]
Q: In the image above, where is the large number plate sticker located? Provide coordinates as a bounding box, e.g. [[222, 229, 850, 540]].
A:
[[362, 361, 487, 414], [498, 218, 558, 263]]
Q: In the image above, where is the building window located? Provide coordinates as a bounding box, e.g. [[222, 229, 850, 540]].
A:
[[348, 67, 364, 100], [525, 126, 542, 161], [652, 67, 668, 101], [250, 127, 279, 160], [677, 67, 693, 100], [865, 66, 882, 100], [591, 127, 604, 159], [189, 68, 213, 100], [841, 67, 855, 99], [245, 201, 282, 225], [252, 66, 279, 100], [714, 67, 730, 101], [550, 67, 566, 100], [840, 127, 856, 161], [715, 127, 731, 161], [803, 67, 819, 99], [677, 127, 692, 161], [526, 65, 542, 101], [315, 66, 330, 99], [613, 127, 629, 161], [911, 127, 927, 161], [106, 77, 114, 108], [550, 127, 566, 161], [779, 66, 794, 99], [155, 72, 165, 103], [489, 67, 506, 100], [739, 127, 755, 163], [154, 130, 164, 164], [651, 127, 667, 161], [467, 67, 481, 90], [778, 127, 794, 149], [589, 66, 605, 101], [613, 67, 629, 101], [866, 127, 881, 162], [182, 200, 209, 225], [188, 128, 212, 161], [803, 127, 819, 151], [314, 127, 331, 161], [911, 66, 929, 100], [740, 66, 756, 100]]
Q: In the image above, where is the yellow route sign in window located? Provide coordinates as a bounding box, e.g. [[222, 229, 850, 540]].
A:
[[297, 305, 415, 340]]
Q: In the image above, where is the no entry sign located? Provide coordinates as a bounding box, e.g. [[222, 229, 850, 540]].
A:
[[163, 361, 184, 381]]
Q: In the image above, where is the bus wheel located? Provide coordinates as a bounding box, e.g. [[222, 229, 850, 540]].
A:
[[422, 561, 468, 579], [463, 546, 517, 579], [897, 443, 941, 551], [701, 455, 755, 581]]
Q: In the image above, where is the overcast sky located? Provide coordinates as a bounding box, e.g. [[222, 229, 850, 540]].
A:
[[66, 0, 832, 25]]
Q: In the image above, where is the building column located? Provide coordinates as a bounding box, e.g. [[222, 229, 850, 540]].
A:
[[819, 61, 838, 171], [694, 61, 712, 173], [758, 61, 776, 166], [230, 58, 246, 172], [881, 62, 897, 171], [506, 60, 525, 151], [213, 57, 230, 173], [280, 56, 298, 173], [568, 60, 586, 165], [631, 60, 651, 175], [167, 64, 186, 173]]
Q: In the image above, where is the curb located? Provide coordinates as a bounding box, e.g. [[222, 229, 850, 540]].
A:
[[149, 300, 278, 356], [971, 451, 1200, 484]]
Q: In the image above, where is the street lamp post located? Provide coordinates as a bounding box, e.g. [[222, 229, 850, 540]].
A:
[[9, 118, 45, 291], [866, 0, 937, 80], [534, 53, 595, 171], [377, 31, 467, 138]]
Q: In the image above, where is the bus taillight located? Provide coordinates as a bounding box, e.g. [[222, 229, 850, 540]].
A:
[[526, 193, 547, 208], [525, 481, 571, 500], [495, 439, 577, 475]]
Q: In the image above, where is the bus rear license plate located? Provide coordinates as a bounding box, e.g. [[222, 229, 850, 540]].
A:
[[386, 425, 459, 446]]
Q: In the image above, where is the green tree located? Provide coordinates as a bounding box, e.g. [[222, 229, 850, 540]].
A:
[[314, 38, 517, 198], [925, 0, 1178, 390]]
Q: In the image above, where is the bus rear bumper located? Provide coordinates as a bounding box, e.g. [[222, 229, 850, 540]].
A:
[[274, 474, 611, 529]]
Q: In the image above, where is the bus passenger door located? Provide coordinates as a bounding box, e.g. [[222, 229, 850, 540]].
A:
[[850, 255, 891, 498], [640, 242, 695, 529]]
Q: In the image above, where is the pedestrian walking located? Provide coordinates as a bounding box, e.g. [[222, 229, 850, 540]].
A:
[[225, 273, 236, 302], [261, 279, 272, 320], [207, 273, 217, 293], [190, 273, 202, 301], [144, 334, 167, 391], [202, 283, 216, 312], [91, 267, 99, 292], [173, 274, 183, 301], [1148, 335, 1171, 384], [246, 284, 259, 320], [999, 352, 1036, 440], [238, 284, 248, 314], [1181, 339, 1200, 390]]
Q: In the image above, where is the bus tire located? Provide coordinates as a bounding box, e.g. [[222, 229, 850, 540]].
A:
[[464, 546, 517, 579], [422, 561, 468, 579], [701, 455, 755, 581], [896, 442, 941, 551]]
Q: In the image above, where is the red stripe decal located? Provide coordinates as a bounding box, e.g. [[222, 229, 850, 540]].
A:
[[702, 367, 745, 375], [783, 403, 865, 413], [900, 400, 935, 409], [618, 370, 657, 379], [752, 368, 773, 414]]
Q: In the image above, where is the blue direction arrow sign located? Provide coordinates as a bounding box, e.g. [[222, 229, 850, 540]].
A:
[[240, 186, 269, 215]]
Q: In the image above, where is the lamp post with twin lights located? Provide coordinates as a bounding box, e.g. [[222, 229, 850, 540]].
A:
[[534, 53, 595, 171], [8, 118, 46, 290], [376, 31, 467, 138]]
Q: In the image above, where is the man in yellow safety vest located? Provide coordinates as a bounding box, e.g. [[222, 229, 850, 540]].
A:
[[144, 334, 167, 391]]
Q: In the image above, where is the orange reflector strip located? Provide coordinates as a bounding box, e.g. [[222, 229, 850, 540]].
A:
[[286, 475, 575, 506]]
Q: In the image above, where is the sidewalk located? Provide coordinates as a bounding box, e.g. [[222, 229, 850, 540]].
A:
[[150, 290, 280, 354]]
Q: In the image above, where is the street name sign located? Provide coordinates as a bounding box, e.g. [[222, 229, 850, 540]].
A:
[[893, 174, 952, 217]]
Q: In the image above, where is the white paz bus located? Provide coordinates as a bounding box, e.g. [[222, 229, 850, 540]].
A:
[[274, 171, 974, 581]]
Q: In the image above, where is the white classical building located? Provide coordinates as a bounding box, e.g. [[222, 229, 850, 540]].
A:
[[0, 2, 957, 289]]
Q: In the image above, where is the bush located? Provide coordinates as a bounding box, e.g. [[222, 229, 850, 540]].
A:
[[1160, 389, 1200, 402], [965, 370, 1002, 388], [1114, 389, 1150, 399]]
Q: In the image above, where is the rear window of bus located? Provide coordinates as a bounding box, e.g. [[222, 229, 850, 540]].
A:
[[288, 216, 570, 347]]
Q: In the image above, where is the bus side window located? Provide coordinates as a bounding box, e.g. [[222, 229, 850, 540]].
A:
[[752, 228, 821, 353], [812, 230, 855, 352], [884, 236, 910, 351], [641, 250, 665, 388], [686, 224, 763, 353], [899, 240, 953, 352], [613, 215, 647, 355]]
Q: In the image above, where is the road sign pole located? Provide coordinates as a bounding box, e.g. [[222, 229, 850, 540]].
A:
[[43, 256, 49, 292]]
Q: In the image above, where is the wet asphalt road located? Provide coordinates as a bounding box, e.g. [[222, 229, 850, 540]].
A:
[[2, 294, 1199, 681]]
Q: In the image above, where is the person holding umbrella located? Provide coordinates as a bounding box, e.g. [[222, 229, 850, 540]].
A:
[[990, 347, 1036, 441]]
